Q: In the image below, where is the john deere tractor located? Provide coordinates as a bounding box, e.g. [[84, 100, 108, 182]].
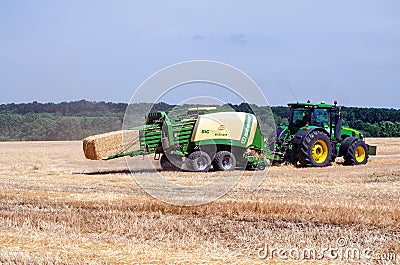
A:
[[269, 100, 375, 167]]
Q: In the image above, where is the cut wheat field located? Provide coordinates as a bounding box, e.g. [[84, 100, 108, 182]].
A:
[[0, 138, 399, 264]]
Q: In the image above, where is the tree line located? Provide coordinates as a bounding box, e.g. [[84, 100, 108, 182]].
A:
[[0, 100, 399, 141]]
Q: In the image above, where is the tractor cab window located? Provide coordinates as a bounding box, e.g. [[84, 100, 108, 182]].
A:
[[312, 109, 329, 127], [290, 108, 312, 127]]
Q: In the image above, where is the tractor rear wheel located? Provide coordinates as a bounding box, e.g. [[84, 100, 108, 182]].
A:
[[212, 151, 236, 171], [298, 130, 332, 167], [344, 140, 369, 165], [186, 151, 211, 172]]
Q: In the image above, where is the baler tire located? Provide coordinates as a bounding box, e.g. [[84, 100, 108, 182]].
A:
[[344, 140, 369, 165], [186, 151, 211, 172], [298, 130, 332, 167], [212, 151, 236, 171], [257, 162, 266, 171]]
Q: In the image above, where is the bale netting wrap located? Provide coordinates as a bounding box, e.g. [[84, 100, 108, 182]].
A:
[[83, 130, 139, 160]]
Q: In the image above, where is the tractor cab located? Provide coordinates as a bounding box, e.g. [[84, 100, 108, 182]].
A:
[[290, 107, 330, 128], [288, 101, 342, 141]]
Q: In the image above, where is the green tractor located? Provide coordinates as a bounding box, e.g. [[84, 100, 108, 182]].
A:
[[269, 100, 376, 167]]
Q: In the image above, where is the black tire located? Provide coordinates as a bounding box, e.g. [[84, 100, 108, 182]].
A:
[[298, 130, 332, 167], [212, 151, 236, 171], [344, 140, 369, 165], [160, 154, 182, 171], [257, 162, 266, 171], [339, 137, 358, 157], [186, 151, 211, 172]]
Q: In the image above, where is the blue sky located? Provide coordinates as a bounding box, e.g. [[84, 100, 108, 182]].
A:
[[0, 0, 399, 108]]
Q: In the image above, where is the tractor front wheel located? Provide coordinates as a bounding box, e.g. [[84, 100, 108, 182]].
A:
[[298, 130, 332, 167], [344, 140, 369, 165]]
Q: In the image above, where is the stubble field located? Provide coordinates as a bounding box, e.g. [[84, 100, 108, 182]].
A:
[[0, 138, 399, 264]]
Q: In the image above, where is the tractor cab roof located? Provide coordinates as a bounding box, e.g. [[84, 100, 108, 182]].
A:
[[288, 101, 338, 110]]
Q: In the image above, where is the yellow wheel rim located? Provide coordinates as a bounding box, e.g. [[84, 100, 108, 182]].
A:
[[312, 140, 328, 163], [355, 145, 366, 163]]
